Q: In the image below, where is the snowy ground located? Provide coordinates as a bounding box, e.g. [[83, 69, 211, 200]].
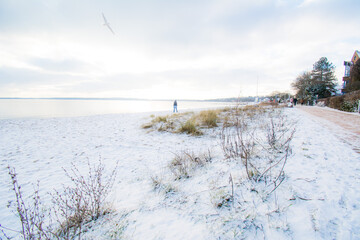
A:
[[0, 107, 360, 239]]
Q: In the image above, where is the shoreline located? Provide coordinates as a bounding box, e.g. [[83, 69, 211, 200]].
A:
[[0, 99, 238, 120]]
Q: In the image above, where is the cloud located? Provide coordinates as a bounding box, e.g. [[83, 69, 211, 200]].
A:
[[0, 0, 359, 98], [29, 58, 92, 73]]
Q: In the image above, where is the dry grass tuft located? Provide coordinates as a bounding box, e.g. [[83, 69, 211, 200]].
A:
[[198, 110, 219, 128], [150, 175, 177, 195], [169, 150, 211, 180], [178, 119, 203, 136]]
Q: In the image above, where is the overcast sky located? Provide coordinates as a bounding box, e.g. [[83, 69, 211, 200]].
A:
[[0, 0, 359, 99]]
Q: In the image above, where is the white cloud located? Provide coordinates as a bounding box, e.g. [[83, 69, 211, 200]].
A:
[[298, 0, 322, 7], [0, 0, 359, 99]]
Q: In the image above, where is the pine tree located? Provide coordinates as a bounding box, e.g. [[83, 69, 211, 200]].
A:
[[292, 57, 338, 101], [311, 57, 337, 98]]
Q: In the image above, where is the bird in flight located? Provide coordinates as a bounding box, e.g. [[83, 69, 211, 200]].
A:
[[102, 13, 115, 34]]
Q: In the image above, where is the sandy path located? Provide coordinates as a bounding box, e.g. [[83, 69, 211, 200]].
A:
[[297, 106, 360, 152]]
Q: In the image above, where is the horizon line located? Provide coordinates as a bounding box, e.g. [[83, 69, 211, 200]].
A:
[[0, 96, 262, 102]]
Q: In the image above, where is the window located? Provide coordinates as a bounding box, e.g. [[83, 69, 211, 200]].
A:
[[345, 66, 350, 77]]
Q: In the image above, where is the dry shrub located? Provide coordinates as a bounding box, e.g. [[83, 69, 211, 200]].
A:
[[2, 160, 119, 240], [264, 110, 295, 150], [220, 106, 295, 194], [2, 166, 52, 240], [328, 96, 343, 110], [52, 159, 118, 238], [220, 115, 255, 179], [325, 90, 360, 112]]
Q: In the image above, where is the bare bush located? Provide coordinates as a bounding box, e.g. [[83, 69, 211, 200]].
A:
[[220, 106, 296, 194], [263, 109, 296, 151], [51, 158, 118, 238], [220, 109, 257, 180], [2, 166, 52, 240], [2, 159, 119, 240]]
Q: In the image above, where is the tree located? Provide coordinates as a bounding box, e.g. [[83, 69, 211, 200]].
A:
[[291, 71, 314, 101], [269, 91, 291, 102], [292, 57, 338, 101], [311, 57, 337, 98]]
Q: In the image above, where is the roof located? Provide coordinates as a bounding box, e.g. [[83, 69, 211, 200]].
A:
[[352, 50, 360, 63]]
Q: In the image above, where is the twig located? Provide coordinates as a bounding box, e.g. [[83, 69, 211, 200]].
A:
[[229, 173, 234, 205], [0, 224, 21, 233]]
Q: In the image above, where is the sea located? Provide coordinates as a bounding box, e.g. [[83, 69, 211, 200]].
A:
[[0, 99, 236, 119]]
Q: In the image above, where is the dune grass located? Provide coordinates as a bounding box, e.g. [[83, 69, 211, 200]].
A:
[[197, 110, 219, 128], [178, 119, 203, 136]]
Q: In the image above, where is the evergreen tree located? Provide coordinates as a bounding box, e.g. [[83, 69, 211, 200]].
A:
[[292, 57, 338, 101], [311, 57, 337, 98]]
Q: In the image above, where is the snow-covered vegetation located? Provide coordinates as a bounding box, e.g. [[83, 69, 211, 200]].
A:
[[1, 105, 359, 239]]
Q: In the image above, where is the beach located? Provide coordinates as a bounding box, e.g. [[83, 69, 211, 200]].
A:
[[1, 106, 360, 239]]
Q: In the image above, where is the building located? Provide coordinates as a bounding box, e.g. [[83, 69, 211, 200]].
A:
[[342, 50, 360, 93]]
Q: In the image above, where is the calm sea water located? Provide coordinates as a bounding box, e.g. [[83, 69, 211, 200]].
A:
[[0, 99, 235, 119]]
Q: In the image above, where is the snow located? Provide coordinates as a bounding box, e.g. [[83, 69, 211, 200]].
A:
[[1, 107, 360, 239]]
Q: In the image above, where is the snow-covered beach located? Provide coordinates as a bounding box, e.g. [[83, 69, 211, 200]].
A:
[[1, 106, 360, 239]]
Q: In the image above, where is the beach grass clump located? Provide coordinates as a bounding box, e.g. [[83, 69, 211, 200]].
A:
[[177, 119, 202, 136], [197, 110, 219, 128], [169, 150, 208, 180], [154, 116, 168, 123], [142, 115, 177, 132], [150, 175, 177, 195], [220, 107, 232, 113], [141, 122, 154, 129], [210, 188, 233, 208], [144, 115, 168, 127]]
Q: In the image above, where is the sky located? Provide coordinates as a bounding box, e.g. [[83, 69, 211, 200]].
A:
[[0, 0, 359, 100]]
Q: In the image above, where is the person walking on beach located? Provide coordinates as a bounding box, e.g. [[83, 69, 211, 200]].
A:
[[173, 100, 178, 113]]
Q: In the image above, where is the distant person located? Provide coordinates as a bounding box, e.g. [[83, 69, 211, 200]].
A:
[[293, 97, 298, 106], [173, 100, 178, 113]]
